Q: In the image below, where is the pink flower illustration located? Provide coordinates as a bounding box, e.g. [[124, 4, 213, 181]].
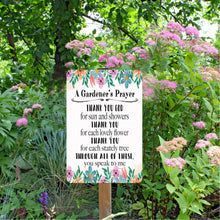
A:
[[111, 166, 121, 179], [66, 166, 74, 181]]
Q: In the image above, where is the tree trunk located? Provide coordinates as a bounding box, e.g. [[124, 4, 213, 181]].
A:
[[52, 0, 75, 86], [7, 30, 18, 62]]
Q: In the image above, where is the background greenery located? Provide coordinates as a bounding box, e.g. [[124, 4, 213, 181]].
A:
[[0, 0, 219, 219]]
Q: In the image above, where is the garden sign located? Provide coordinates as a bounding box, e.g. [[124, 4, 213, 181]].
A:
[[67, 69, 142, 183]]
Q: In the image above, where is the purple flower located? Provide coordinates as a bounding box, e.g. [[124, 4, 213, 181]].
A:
[[16, 118, 28, 127], [40, 191, 48, 205], [66, 166, 74, 181], [96, 75, 106, 88], [40, 191, 50, 219]]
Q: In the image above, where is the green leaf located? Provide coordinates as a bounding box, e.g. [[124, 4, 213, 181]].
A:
[[166, 183, 176, 194], [116, 10, 123, 26], [55, 213, 66, 219], [175, 192, 187, 213], [138, 208, 147, 217], [158, 135, 165, 146], [116, 185, 124, 197], [170, 172, 180, 188], [177, 212, 190, 220], [185, 54, 194, 67], [1, 120, 12, 131], [184, 188, 196, 204], [95, 36, 102, 41], [203, 98, 213, 112], [131, 201, 144, 210], [199, 199, 211, 206], [189, 206, 202, 215], [167, 96, 175, 109]]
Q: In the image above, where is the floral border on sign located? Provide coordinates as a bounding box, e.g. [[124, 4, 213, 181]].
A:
[[66, 166, 142, 184], [67, 69, 142, 89]]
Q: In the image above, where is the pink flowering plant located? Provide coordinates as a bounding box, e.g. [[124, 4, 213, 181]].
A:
[[64, 21, 220, 219]]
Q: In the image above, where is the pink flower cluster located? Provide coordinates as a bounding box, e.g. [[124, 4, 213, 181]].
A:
[[16, 118, 28, 127], [64, 62, 74, 67], [146, 30, 184, 47], [32, 104, 43, 109], [143, 77, 178, 99], [16, 104, 42, 127], [192, 121, 206, 129], [166, 22, 199, 37], [207, 146, 220, 167], [145, 22, 218, 58], [98, 51, 136, 68], [193, 102, 199, 109], [206, 146, 220, 158], [185, 26, 199, 37], [65, 39, 106, 58], [166, 21, 185, 33], [205, 133, 218, 140], [164, 157, 186, 170], [184, 38, 218, 56], [159, 79, 178, 91], [11, 82, 28, 91], [23, 108, 32, 117], [195, 139, 211, 150], [157, 137, 187, 153], [144, 40, 157, 46], [210, 157, 220, 167], [159, 30, 184, 47], [132, 47, 150, 60], [199, 66, 220, 82]]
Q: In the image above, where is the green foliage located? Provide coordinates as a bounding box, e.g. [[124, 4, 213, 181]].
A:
[[0, 1, 219, 219]]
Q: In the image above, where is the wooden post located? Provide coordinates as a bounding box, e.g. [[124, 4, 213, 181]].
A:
[[99, 183, 111, 219]]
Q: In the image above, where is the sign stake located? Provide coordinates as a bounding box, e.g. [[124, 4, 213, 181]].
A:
[[99, 183, 111, 219]]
